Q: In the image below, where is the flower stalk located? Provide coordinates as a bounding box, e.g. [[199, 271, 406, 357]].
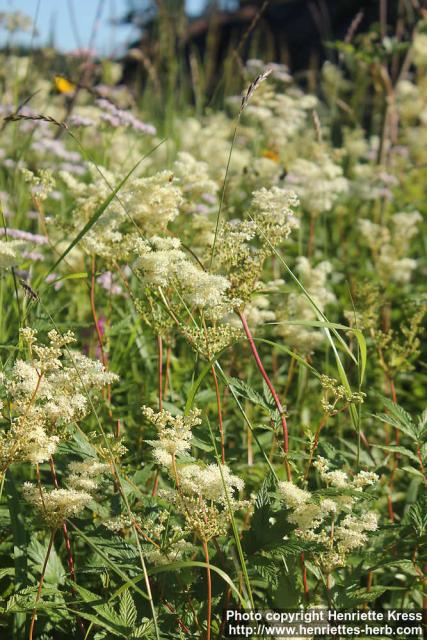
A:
[[237, 310, 291, 480]]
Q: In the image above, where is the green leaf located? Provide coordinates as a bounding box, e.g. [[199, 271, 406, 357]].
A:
[[373, 444, 420, 463], [5, 470, 27, 638], [149, 560, 247, 606], [69, 609, 127, 637], [190, 435, 214, 452], [346, 586, 388, 603], [70, 525, 149, 601], [401, 466, 425, 479], [374, 413, 417, 440], [28, 538, 65, 585], [71, 583, 129, 636], [44, 141, 163, 280], [227, 376, 268, 408], [119, 590, 137, 628], [0, 567, 14, 581]]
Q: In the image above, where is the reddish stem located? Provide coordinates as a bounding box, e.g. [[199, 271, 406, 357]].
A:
[[164, 345, 172, 398], [238, 310, 291, 479], [49, 458, 77, 583], [300, 552, 309, 600], [202, 539, 212, 640], [49, 459, 86, 636], [163, 601, 190, 634], [29, 530, 55, 640], [90, 255, 112, 413], [211, 365, 225, 464], [416, 445, 426, 482]]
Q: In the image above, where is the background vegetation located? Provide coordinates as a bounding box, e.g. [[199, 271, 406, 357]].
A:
[[0, 2, 426, 639]]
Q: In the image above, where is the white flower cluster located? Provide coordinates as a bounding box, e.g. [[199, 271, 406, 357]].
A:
[[67, 459, 109, 492], [173, 151, 218, 208], [58, 165, 183, 260], [121, 172, 183, 235], [244, 81, 318, 145], [351, 164, 400, 202], [359, 211, 422, 284], [0, 328, 118, 469], [21, 168, 56, 202], [177, 463, 244, 503], [135, 236, 231, 314], [313, 456, 378, 490], [177, 113, 251, 180], [23, 484, 92, 529], [412, 31, 427, 67], [143, 405, 201, 467], [0, 239, 24, 268], [278, 258, 336, 353], [145, 405, 246, 541], [286, 152, 348, 214], [278, 458, 379, 571], [23, 458, 107, 528], [251, 187, 299, 238], [216, 187, 299, 304]]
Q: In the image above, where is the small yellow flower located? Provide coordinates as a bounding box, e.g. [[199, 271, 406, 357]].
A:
[[54, 75, 76, 94]]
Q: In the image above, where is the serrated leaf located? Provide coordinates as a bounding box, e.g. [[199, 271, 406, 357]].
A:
[[28, 538, 65, 585], [346, 586, 388, 603], [0, 567, 14, 580], [119, 590, 137, 628], [401, 466, 425, 478], [381, 397, 414, 428], [374, 413, 417, 440], [251, 556, 279, 586], [262, 380, 276, 409], [255, 473, 273, 510], [374, 444, 420, 463], [227, 376, 268, 408], [132, 619, 154, 639]]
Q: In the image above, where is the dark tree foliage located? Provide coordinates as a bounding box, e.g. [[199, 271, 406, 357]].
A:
[[121, 0, 401, 76]]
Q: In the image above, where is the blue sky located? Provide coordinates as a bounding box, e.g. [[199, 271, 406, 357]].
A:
[[0, 0, 205, 54]]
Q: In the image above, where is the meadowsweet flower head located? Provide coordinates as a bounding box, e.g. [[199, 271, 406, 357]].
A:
[[173, 151, 218, 207], [216, 187, 299, 305], [147, 403, 247, 541], [122, 172, 183, 235], [0, 329, 118, 469], [286, 152, 348, 214], [335, 512, 378, 554], [250, 187, 299, 240], [143, 406, 201, 467], [21, 168, 55, 202], [135, 236, 186, 286], [0, 239, 23, 268], [359, 211, 422, 284], [135, 235, 231, 314], [67, 460, 109, 492], [178, 463, 244, 503], [412, 31, 427, 66], [277, 258, 336, 353], [278, 481, 311, 509], [278, 460, 379, 571], [23, 482, 92, 529]]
